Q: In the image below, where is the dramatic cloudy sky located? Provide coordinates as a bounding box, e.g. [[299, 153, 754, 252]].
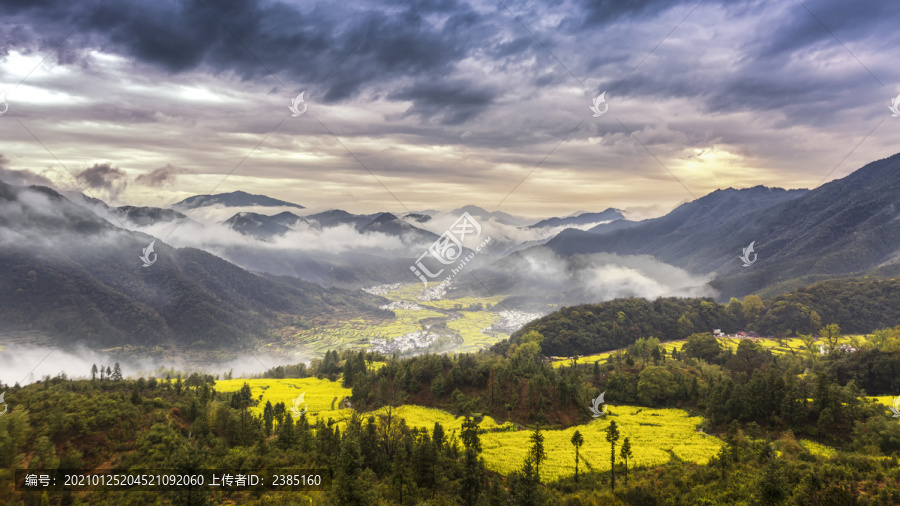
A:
[[1, 0, 898, 218]]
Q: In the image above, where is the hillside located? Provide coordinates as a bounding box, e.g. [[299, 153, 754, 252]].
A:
[[0, 180, 388, 349], [542, 154, 900, 300], [544, 185, 808, 275], [504, 276, 900, 357]]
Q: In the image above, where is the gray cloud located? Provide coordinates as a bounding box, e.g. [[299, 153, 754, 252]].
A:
[[76, 163, 127, 200], [135, 164, 189, 187], [0, 155, 54, 187], [0, 0, 897, 217]]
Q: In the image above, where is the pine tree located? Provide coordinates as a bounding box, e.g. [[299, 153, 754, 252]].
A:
[[433, 422, 445, 450], [342, 358, 354, 388], [263, 401, 274, 436], [112, 362, 123, 381], [334, 432, 364, 505], [606, 421, 620, 492], [509, 457, 545, 505], [278, 415, 295, 449], [528, 429, 546, 479], [620, 436, 633, 485], [461, 416, 481, 453], [570, 430, 584, 482], [461, 446, 484, 506], [90, 364, 98, 381]]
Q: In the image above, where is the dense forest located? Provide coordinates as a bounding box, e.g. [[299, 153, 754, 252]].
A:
[[509, 276, 900, 357], [3, 316, 900, 504]]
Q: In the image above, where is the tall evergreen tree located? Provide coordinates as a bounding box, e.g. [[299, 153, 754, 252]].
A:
[[528, 429, 546, 479], [570, 430, 584, 482], [263, 401, 274, 436], [620, 436, 633, 485], [461, 416, 481, 453], [278, 414, 295, 449], [334, 432, 364, 505], [606, 421, 620, 492], [461, 446, 484, 506]]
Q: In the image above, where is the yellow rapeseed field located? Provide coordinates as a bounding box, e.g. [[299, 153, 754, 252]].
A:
[[798, 439, 837, 458], [216, 377, 352, 419], [552, 335, 863, 368], [479, 406, 721, 480], [215, 378, 723, 481]]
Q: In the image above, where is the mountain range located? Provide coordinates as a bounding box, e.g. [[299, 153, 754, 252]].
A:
[[512, 153, 900, 300], [0, 181, 386, 349], [3, 152, 900, 350]]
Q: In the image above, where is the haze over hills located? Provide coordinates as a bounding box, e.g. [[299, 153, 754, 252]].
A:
[[4, 152, 900, 353], [448, 205, 532, 226], [222, 211, 313, 241], [544, 185, 808, 272], [0, 180, 387, 350], [449, 154, 900, 306], [527, 208, 625, 229]]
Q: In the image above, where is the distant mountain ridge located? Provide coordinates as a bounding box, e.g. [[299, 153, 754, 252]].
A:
[[449, 205, 531, 226], [538, 153, 900, 299], [544, 185, 809, 277], [223, 211, 312, 240], [172, 190, 305, 211], [527, 208, 625, 228]]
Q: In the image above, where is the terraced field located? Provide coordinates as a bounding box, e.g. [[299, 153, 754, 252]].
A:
[[280, 284, 512, 357], [552, 335, 864, 368]]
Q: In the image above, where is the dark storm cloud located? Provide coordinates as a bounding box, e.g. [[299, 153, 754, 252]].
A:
[[0, 0, 501, 121], [388, 79, 498, 125], [76, 163, 127, 197], [0, 155, 54, 187], [1, 0, 897, 216], [751, 0, 898, 61], [135, 164, 189, 187]]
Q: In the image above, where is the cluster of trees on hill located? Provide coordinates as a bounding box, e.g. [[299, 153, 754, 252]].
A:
[[4, 279, 900, 503], [509, 276, 900, 357], [3, 318, 900, 503]]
